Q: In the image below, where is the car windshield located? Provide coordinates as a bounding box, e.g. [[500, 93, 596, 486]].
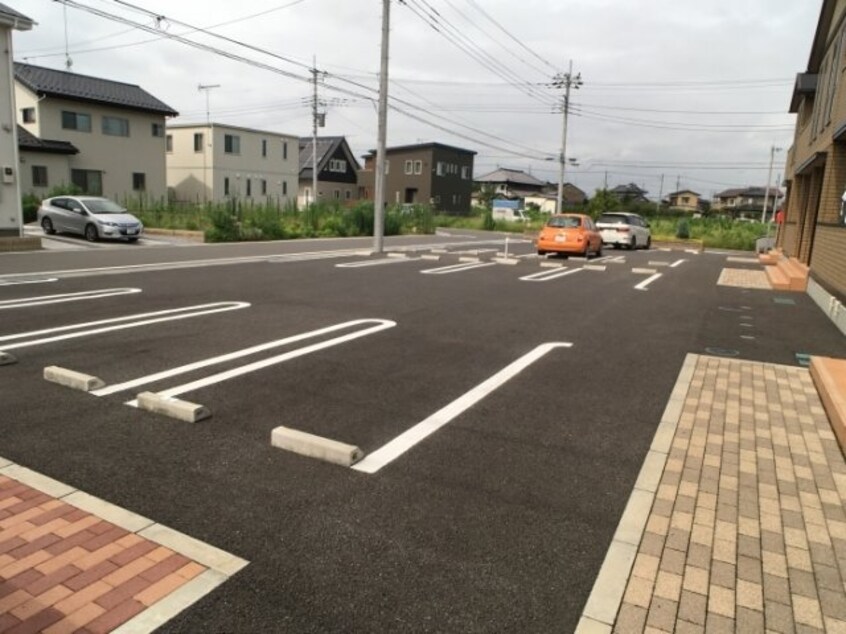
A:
[[547, 216, 581, 228], [82, 199, 125, 214], [597, 214, 628, 224]]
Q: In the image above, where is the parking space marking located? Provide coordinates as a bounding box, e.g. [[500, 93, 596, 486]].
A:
[[124, 318, 396, 407], [0, 287, 141, 310], [92, 319, 394, 397], [0, 278, 59, 287], [352, 342, 573, 474], [420, 261, 497, 275], [520, 267, 584, 282], [336, 258, 420, 268], [0, 302, 249, 351], [634, 273, 662, 291], [670, 259, 687, 268]]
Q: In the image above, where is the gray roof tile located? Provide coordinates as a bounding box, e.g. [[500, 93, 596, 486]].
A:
[[17, 125, 78, 154], [14, 62, 178, 116]]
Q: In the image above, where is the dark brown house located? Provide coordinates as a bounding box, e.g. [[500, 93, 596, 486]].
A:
[[359, 142, 476, 214]]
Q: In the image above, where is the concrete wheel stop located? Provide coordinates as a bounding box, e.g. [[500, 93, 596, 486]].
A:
[[271, 426, 363, 467], [44, 366, 105, 391], [137, 392, 211, 423]]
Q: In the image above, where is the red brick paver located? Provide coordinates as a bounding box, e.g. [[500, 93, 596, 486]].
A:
[[0, 476, 208, 633]]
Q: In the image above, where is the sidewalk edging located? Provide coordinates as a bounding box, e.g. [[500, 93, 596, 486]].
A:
[[576, 353, 699, 633]]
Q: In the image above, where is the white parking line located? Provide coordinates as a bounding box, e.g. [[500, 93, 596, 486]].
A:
[[92, 319, 392, 397], [352, 342, 573, 474], [670, 259, 687, 268], [0, 302, 249, 351], [335, 258, 420, 268], [634, 273, 662, 291], [0, 288, 141, 310], [0, 278, 59, 287], [124, 319, 396, 406], [420, 261, 497, 275], [519, 267, 583, 282]]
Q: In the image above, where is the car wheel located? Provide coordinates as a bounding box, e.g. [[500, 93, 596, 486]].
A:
[[128, 238, 138, 243], [41, 217, 55, 235], [84, 224, 99, 242], [645, 237, 651, 249], [537, 250, 546, 256], [628, 237, 636, 250], [613, 243, 620, 250], [596, 243, 603, 258]]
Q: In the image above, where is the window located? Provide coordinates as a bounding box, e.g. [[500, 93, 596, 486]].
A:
[[102, 116, 130, 137], [345, 190, 351, 200], [132, 172, 146, 191], [261, 179, 267, 195], [21, 107, 35, 123], [194, 133, 204, 152], [436, 162, 445, 176], [166, 134, 173, 152], [404, 160, 413, 175], [328, 159, 347, 173], [262, 139, 267, 157], [224, 134, 240, 154], [70, 169, 102, 195], [151, 123, 165, 137], [414, 160, 422, 175], [31, 166, 48, 187], [283, 142, 288, 160], [334, 189, 340, 199], [224, 177, 230, 196], [62, 111, 91, 132], [282, 181, 288, 195], [385, 160, 390, 175], [246, 179, 252, 197], [461, 166, 470, 180]]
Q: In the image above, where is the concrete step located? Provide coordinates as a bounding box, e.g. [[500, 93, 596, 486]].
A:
[[779, 257, 809, 292], [810, 356, 846, 454], [765, 264, 791, 290]]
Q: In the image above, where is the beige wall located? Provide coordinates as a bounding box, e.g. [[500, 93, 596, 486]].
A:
[[297, 180, 359, 207], [18, 151, 72, 197], [167, 124, 299, 205], [1, 28, 22, 233], [15, 84, 169, 202]]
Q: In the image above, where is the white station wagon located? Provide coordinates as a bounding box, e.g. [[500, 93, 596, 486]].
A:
[[596, 212, 652, 250]]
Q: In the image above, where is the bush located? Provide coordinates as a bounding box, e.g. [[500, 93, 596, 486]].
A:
[[205, 208, 239, 242], [482, 210, 495, 231], [676, 219, 690, 239], [21, 194, 39, 224]]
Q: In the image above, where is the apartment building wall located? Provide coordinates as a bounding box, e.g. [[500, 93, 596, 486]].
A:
[[15, 85, 169, 201], [167, 124, 298, 205], [782, 0, 846, 300]]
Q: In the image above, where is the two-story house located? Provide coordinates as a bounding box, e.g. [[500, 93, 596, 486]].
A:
[[666, 189, 702, 212], [712, 187, 782, 216], [358, 142, 476, 214], [474, 167, 586, 212], [166, 123, 299, 205], [14, 62, 177, 202], [298, 136, 360, 206]]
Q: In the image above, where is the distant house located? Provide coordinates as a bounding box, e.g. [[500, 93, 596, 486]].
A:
[[1, 2, 34, 236], [14, 62, 178, 202], [166, 123, 299, 205], [359, 142, 476, 214], [667, 189, 702, 212], [712, 186, 782, 216], [609, 183, 649, 203], [298, 136, 360, 207], [474, 167, 586, 212], [17, 125, 79, 198]]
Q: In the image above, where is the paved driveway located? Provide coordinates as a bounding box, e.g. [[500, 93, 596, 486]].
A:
[[0, 235, 843, 632]]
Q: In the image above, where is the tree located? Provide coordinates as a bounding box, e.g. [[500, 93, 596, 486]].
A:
[[587, 188, 617, 218]]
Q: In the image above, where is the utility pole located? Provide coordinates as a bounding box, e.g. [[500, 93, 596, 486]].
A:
[[761, 145, 783, 223], [656, 174, 664, 215], [552, 60, 582, 214], [373, 0, 391, 253], [310, 57, 325, 210], [676, 175, 680, 192], [197, 84, 220, 204]]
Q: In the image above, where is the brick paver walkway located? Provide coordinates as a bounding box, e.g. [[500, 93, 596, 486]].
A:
[[717, 268, 772, 290], [611, 356, 846, 633], [0, 463, 248, 634]]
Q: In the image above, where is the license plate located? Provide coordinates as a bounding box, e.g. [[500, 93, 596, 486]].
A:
[[554, 235, 566, 243], [126, 229, 137, 235]]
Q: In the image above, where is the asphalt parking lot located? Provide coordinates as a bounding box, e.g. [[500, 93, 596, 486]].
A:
[[1, 232, 844, 633]]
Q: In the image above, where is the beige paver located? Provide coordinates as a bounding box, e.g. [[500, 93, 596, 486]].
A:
[[579, 355, 846, 633]]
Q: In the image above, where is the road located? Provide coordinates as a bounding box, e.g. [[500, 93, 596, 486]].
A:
[[1, 232, 843, 633]]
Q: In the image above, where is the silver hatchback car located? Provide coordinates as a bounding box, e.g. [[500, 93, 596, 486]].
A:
[[38, 196, 144, 242]]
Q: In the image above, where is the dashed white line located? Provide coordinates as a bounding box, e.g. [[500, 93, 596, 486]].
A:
[[0, 278, 59, 287], [634, 273, 662, 291], [670, 259, 687, 268], [336, 258, 420, 268], [421, 262, 496, 275], [0, 288, 141, 310], [519, 267, 584, 282]]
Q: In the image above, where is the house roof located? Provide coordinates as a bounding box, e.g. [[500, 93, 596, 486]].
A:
[[17, 125, 78, 155], [298, 136, 360, 177], [610, 183, 648, 195], [0, 2, 33, 28], [14, 62, 178, 116], [475, 168, 545, 187], [715, 186, 783, 199], [362, 141, 477, 158], [668, 190, 701, 197]]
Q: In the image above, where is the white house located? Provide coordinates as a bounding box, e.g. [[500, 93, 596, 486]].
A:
[[0, 3, 33, 236], [167, 123, 299, 206]]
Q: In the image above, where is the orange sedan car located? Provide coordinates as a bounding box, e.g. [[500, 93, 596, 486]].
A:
[[536, 213, 603, 258]]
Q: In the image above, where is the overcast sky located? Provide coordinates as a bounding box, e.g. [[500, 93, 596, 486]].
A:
[[11, 0, 823, 200]]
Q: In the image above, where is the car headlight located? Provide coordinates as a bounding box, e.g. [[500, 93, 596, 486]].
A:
[[100, 221, 117, 227]]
